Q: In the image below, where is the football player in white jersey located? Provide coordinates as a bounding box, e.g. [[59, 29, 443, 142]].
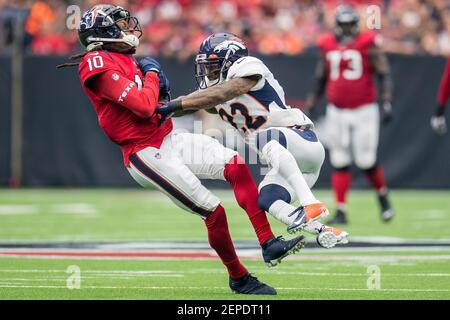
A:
[[156, 33, 349, 248]]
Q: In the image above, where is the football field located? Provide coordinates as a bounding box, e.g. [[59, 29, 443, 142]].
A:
[[0, 189, 449, 300]]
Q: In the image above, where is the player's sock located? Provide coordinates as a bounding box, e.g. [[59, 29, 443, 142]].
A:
[[224, 155, 275, 246], [204, 205, 248, 280], [363, 165, 387, 194], [260, 140, 318, 206], [332, 168, 352, 208]]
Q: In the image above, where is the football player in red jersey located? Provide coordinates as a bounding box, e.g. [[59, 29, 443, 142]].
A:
[[431, 57, 449, 135], [58, 4, 306, 295], [305, 5, 393, 224]]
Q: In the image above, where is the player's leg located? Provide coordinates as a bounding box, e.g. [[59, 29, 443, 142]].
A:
[[258, 176, 349, 248], [273, 126, 330, 230], [259, 126, 349, 246], [256, 126, 349, 248], [256, 128, 319, 207], [352, 103, 393, 222], [127, 143, 274, 294], [326, 104, 353, 225], [172, 132, 305, 266], [255, 127, 330, 229]]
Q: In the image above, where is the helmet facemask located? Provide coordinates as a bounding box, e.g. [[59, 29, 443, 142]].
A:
[[336, 21, 359, 38], [195, 51, 235, 89], [195, 54, 223, 89]]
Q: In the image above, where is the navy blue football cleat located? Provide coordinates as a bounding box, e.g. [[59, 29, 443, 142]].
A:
[[229, 273, 277, 295], [262, 235, 306, 267]]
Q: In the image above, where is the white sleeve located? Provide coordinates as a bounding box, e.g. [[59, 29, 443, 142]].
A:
[[227, 57, 266, 91]]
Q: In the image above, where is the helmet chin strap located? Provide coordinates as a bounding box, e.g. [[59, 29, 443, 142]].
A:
[[86, 34, 139, 51]]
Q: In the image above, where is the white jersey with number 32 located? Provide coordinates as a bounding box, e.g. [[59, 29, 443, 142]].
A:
[[213, 56, 313, 144]]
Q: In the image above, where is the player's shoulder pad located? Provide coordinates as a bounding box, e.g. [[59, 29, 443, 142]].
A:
[[79, 50, 120, 85], [227, 56, 266, 80], [316, 32, 334, 50]]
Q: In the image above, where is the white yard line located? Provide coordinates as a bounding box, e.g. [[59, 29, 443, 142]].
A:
[[0, 205, 38, 215], [0, 269, 449, 278], [50, 203, 98, 216], [0, 284, 449, 293]]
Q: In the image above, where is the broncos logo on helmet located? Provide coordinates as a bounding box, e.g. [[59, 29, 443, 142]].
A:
[[195, 33, 249, 89], [214, 40, 247, 55]]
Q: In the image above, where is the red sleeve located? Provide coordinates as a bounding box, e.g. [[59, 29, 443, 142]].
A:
[[92, 70, 160, 118], [437, 58, 450, 106]]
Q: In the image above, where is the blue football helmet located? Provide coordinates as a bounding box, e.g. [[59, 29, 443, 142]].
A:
[[78, 4, 142, 51], [334, 5, 359, 38], [195, 32, 249, 89]]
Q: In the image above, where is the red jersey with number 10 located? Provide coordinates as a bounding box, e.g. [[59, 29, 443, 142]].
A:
[[78, 51, 173, 167], [317, 31, 380, 109]]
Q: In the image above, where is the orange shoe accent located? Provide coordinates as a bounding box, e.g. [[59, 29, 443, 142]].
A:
[[322, 226, 343, 236], [304, 203, 329, 222]]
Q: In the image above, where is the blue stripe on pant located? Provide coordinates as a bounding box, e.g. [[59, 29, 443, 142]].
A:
[[129, 153, 212, 218]]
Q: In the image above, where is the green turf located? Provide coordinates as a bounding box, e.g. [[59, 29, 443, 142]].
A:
[[0, 189, 449, 241], [1, 251, 450, 299], [0, 189, 449, 300]]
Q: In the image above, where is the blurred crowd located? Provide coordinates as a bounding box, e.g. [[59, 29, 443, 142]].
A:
[[1, 0, 450, 58]]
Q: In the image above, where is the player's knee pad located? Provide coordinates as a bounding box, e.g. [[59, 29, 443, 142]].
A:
[[355, 153, 377, 170], [255, 129, 287, 152], [258, 184, 291, 212], [330, 149, 352, 169]]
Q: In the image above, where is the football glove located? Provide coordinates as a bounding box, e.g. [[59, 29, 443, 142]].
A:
[[138, 57, 162, 74], [138, 57, 171, 102], [155, 101, 183, 127], [431, 106, 447, 135], [381, 101, 393, 124]]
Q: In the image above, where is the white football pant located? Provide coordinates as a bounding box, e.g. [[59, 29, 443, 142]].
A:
[[127, 131, 238, 218]]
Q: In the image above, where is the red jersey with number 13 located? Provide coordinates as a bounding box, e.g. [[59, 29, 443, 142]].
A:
[[78, 51, 172, 167], [317, 31, 381, 109]]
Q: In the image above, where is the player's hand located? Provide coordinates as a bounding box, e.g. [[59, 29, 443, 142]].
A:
[[138, 57, 162, 74], [155, 101, 183, 127], [381, 101, 393, 124], [138, 57, 171, 102], [431, 115, 447, 135]]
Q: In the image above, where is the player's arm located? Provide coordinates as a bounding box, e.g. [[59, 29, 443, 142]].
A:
[[368, 45, 393, 123], [88, 70, 160, 118], [154, 75, 260, 122], [305, 55, 328, 111], [368, 45, 393, 103], [431, 58, 450, 134], [177, 75, 260, 110]]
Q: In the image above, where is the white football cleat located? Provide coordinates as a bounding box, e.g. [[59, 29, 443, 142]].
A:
[[316, 227, 349, 249], [287, 202, 329, 234]]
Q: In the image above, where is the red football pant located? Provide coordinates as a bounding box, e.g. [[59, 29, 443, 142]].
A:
[[224, 156, 275, 246], [204, 205, 248, 280]]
